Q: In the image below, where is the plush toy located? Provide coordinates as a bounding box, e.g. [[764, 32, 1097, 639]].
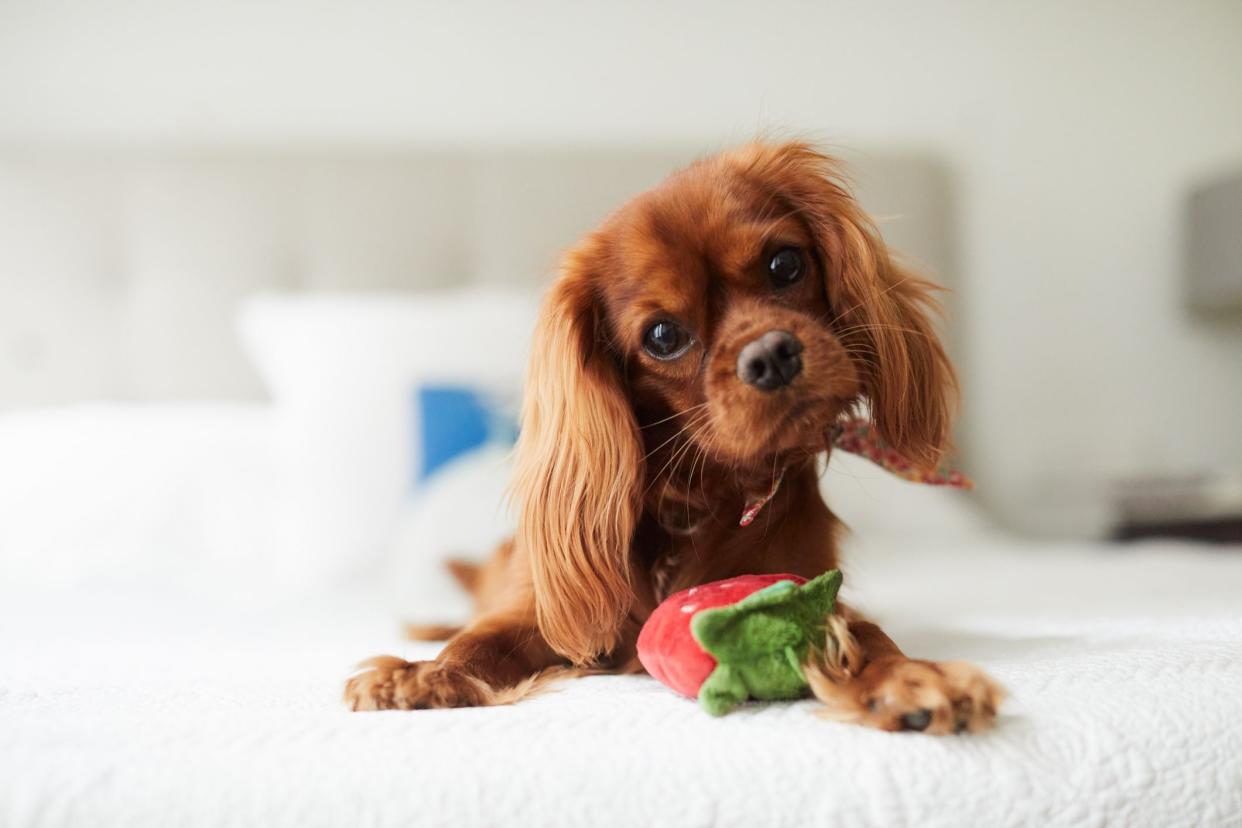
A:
[[637, 570, 843, 715]]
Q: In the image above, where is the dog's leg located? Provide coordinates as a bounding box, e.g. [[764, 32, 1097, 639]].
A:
[[344, 606, 567, 711], [805, 611, 1005, 734]]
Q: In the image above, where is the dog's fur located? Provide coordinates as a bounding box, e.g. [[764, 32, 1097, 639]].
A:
[[345, 141, 1003, 732]]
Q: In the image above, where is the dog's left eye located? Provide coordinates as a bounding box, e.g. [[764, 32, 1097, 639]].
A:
[[643, 321, 694, 361], [768, 247, 804, 286]]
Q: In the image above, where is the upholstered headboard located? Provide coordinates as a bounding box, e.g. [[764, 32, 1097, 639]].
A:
[[0, 146, 957, 409]]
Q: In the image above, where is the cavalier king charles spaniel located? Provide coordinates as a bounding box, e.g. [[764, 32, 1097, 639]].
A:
[[345, 141, 1003, 734]]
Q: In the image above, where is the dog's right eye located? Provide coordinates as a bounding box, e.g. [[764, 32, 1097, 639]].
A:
[[643, 321, 693, 361], [768, 247, 804, 287]]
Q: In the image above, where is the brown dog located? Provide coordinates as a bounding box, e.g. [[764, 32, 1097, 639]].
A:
[[346, 142, 1003, 734]]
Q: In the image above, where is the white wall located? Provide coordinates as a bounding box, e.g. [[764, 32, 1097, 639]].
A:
[[2, 0, 1241, 535]]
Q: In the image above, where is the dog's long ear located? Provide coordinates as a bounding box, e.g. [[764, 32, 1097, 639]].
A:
[[840, 253, 957, 471], [511, 234, 642, 666], [747, 142, 957, 470]]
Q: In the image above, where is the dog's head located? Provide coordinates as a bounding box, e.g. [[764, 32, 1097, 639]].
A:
[[513, 142, 956, 663]]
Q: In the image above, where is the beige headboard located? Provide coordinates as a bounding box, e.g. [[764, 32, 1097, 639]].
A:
[[0, 146, 957, 409]]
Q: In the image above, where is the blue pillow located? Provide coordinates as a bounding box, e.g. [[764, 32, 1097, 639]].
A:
[[415, 385, 518, 484]]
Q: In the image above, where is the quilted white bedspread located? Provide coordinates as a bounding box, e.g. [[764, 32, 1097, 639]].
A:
[[4, 539, 1242, 828]]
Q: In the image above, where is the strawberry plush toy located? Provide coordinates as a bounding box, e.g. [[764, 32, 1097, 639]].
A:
[[637, 570, 843, 715]]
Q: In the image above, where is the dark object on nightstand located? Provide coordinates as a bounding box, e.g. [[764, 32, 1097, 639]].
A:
[[1111, 474, 1242, 545], [1113, 516, 1242, 544]]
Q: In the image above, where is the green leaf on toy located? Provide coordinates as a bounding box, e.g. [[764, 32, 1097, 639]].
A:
[[690, 570, 843, 716]]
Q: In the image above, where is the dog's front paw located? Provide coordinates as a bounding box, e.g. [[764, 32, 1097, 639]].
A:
[[808, 653, 1004, 734], [858, 658, 1004, 734], [344, 656, 490, 711]]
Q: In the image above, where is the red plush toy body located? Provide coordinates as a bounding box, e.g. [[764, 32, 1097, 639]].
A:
[[638, 574, 808, 699]]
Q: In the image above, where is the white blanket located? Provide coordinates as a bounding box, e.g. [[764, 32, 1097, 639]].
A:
[[4, 540, 1241, 828]]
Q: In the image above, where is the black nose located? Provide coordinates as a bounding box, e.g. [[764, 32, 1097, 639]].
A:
[[736, 331, 803, 391]]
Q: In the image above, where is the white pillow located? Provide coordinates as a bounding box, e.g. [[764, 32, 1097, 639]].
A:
[[0, 403, 278, 593], [238, 290, 538, 589], [386, 443, 515, 622]]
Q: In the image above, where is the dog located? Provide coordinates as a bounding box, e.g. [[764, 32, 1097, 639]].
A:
[[345, 141, 1003, 734]]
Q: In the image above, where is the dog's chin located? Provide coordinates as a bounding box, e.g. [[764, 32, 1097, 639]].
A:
[[707, 400, 842, 469]]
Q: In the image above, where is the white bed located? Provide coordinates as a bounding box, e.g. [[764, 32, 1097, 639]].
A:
[[2, 406, 1241, 828], [4, 541, 1241, 827]]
